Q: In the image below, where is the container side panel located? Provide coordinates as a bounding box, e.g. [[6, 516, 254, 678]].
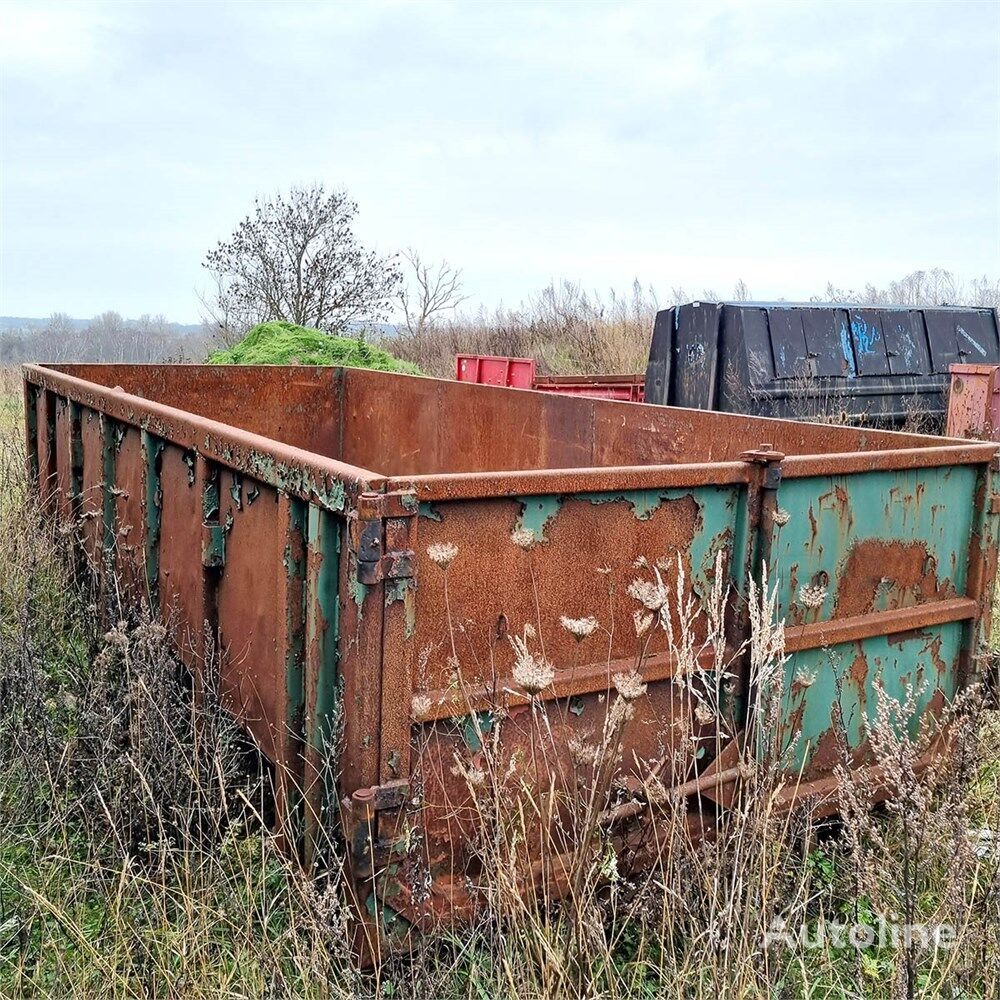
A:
[[54, 396, 73, 524], [80, 408, 105, 565], [112, 425, 148, 597], [882, 311, 932, 376], [412, 485, 741, 704], [214, 473, 288, 762], [777, 623, 962, 776], [671, 302, 721, 408], [158, 442, 206, 663], [770, 466, 976, 624], [848, 308, 889, 377]]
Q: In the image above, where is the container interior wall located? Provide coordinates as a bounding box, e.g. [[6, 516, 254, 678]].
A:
[[51, 364, 949, 478], [338, 367, 944, 476], [49, 364, 342, 459]]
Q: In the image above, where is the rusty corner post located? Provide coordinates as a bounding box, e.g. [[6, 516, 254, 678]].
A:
[[702, 444, 785, 808], [338, 489, 417, 933], [960, 451, 1000, 691]]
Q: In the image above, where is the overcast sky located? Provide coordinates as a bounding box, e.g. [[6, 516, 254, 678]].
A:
[[1, 0, 998, 323]]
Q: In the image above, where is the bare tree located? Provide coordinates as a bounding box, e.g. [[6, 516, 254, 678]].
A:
[[202, 184, 400, 338], [399, 249, 467, 336], [732, 279, 753, 302]]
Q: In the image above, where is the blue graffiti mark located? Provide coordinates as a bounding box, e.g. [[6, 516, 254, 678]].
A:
[[838, 321, 857, 377], [958, 325, 987, 358], [850, 316, 880, 356]]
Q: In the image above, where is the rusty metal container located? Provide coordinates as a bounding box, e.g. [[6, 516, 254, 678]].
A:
[[946, 363, 1000, 440], [456, 353, 645, 401], [22, 362, 1000, 951], [645, 302, 1000, 425]]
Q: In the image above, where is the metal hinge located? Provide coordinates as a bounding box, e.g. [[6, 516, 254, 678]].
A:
[[740, 444, 785, 489], [351, 490, 417, 584]]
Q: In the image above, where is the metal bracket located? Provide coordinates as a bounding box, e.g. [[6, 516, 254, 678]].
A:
[[351, 490, 417, 584]]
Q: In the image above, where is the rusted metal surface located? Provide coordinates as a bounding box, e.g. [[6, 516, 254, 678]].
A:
[[946, 363, 1000, 440], [21, 362, 1000, 953]]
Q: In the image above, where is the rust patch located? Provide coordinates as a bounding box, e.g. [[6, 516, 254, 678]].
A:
[[834, 539, 955, 618]]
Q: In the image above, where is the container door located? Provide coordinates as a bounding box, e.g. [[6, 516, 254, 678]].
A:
[[801, 307, 853, 377], [848, 308, 890, 376], [926, 310, 1000, 373], [881, 310, 932, 375], [672, 302, 722, 408], [763, 461, 984, 782], [768, 309, 810, 379]]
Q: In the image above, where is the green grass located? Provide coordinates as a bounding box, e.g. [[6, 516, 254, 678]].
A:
[[207, 321, 422, 373]]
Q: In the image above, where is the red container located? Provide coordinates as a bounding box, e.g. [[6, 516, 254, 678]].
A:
[[534, 373, 645, 402], [946, 364, 1000, 440], [456, 355, 645, 401], [455, 354, 535, 388]]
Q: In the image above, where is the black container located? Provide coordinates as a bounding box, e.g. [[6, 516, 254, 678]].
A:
[[645, 302, 1000, 424]]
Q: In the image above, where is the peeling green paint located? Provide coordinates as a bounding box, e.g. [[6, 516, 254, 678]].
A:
[[463, 711, 494, 751], [418, 501, 442, 521], [229, 472, 243, 510], [351, 576, 369, 612], [305, 504, 342, 824], [244, 451, 347, 511], [769, 467, 977, 622], [515, 495, 563, 541], [583, 489, 682, 520], [772, 622, 962, 771], [385, 577, 417, 638]]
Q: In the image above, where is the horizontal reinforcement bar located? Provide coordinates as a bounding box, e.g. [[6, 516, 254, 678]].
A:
[[783, 598, 978, 653]]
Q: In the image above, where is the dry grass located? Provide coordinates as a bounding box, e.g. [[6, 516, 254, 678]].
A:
[[0, 366, 997, 998], [385, 280, 657, 378]]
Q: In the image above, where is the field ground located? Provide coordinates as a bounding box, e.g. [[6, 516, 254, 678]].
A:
[[0, 365, 997, 999]]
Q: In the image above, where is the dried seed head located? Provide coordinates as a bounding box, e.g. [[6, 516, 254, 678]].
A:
[[772, 507, 791, 527], [427, 542, 459, 569], [560, 615, 598, 641], [633, 555, 648, 569], [633, 610, 654, 636], [568, 735, 600, 767], [411, 694, 433, 720], [628, 578, 668, 611], [510, 527, 536, 549], [694, 702, 715, 726], [613, 670, 647, 702], [607, 696, 635, 728], [523, 622, 536, 640], [509, 634, 554, 695], [798, 583, 827, 609], [644, 776, 668, 805], [793, 667, 817, 689]]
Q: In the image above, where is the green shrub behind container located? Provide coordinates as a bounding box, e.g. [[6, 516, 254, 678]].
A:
[[207, 321, 421, 374]]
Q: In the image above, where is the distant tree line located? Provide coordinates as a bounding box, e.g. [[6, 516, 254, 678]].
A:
[[0, 312, 212, 364], [4, 177, 997, 369]]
